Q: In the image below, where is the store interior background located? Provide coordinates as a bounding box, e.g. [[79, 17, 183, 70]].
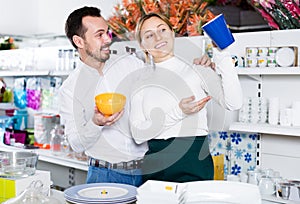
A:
[[0, 0, 299, 191]]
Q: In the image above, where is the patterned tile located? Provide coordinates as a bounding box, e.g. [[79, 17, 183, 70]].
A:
[[208, 131, 258, 177]]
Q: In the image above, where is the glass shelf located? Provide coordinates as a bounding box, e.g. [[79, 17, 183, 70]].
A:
[[229, 122, 300, 137]]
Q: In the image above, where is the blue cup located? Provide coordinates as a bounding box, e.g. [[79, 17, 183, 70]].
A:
[[202, 14, 235, 50]]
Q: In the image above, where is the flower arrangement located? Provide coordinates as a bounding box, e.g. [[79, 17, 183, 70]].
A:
[[107, 0, 216, 41], [247, 0, 300, 29]]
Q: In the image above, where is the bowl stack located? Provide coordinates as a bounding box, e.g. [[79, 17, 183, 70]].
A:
[[0, 151, 38, 178], [136, 180, 187, 204]]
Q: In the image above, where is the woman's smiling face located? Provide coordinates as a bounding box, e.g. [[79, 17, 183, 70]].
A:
[[140, 16, 175, 63]]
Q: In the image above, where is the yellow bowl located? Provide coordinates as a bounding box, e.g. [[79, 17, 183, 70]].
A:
[[95, 93, 126, 116]]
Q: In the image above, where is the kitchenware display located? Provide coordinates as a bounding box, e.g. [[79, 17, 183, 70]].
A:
[[202, 14, 235, 50], [275, 47, 296, 67], [64, 183, 137, 204], [245, 46, 298, 67], [136, 180, 187, 204], [0, 151, 38, 178], [95, 92, 126, 117]]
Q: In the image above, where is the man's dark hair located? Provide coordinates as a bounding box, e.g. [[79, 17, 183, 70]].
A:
[[65, 6, 102, 49]]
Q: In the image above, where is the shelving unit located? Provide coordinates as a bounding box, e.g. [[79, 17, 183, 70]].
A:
[[236, 67, 300, 75], [225, 29, 300, 180], [0, 70, 71, 77], [229, 122, 300, 137]]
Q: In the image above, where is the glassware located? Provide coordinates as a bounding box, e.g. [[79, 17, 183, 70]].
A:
[[60, 134, 71, 158], [50, 124, 64, 156], [3, 180, 61, 204], [259, 176, 275, 195], [247, 169, 261, 185]]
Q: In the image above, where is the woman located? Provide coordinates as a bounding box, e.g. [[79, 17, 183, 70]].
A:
[[130, 13, 243, 183]]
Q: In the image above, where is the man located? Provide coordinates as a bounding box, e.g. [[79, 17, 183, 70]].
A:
[[60, 6, 149, 186], [59, 6, 213, 186]]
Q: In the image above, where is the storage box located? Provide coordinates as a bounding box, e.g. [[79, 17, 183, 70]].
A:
[[0, 170, 51, 203]]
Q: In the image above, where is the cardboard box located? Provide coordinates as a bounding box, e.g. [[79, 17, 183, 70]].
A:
[[0, 170, 51, 203]]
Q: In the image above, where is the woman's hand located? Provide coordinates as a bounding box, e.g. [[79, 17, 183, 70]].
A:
[[92, 106, 124, 126], [193, 54, 216, 70], [179, 95, 211, 115]]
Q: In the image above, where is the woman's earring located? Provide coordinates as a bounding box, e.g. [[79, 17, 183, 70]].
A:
[[148, 52, 156, 70]]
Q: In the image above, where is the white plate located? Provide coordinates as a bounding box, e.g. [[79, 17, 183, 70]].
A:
[[64, 183, 137, 203], [275, 47, 295, 67], [185, 180, 261, 204]]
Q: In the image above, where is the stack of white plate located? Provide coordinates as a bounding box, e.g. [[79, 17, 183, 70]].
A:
[[64, 183, 137, 204], [136, 180, 187, 204], [185, 180, 261, 204]]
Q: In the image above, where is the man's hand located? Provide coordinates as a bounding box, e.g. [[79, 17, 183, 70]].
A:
[[193, 54, 216, 70], [179, 95, 211, 115], [92, 106, 124, 126]]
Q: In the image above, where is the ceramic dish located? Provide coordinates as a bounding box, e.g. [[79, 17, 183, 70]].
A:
[[185, 180, 261, 204], [64, 183, 137, 203], [275, 47, 295, 67]]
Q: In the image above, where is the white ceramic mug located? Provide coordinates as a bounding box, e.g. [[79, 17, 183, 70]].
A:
[[268, 47, 278, 56], [247, 57, 257, 67], [268, 97, 280, 125], [258, 47, 268, 57], [246, 47, 258, 57], [257, 57, 267, 67], [280, 108, 292, 126], [267, 56, 277, 67]]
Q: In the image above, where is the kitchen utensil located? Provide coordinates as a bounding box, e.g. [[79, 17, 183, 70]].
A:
[[95, 92, 126, 117]]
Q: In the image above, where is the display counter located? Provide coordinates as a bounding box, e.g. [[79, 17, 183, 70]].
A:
[[0, 142, 88, 189]]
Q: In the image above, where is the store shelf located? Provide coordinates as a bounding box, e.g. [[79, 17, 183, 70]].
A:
[[229, 122, 300, 137], [236, 67, 300, 75], [0, 70, 71, 77], [0, 142, 88, 171]]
